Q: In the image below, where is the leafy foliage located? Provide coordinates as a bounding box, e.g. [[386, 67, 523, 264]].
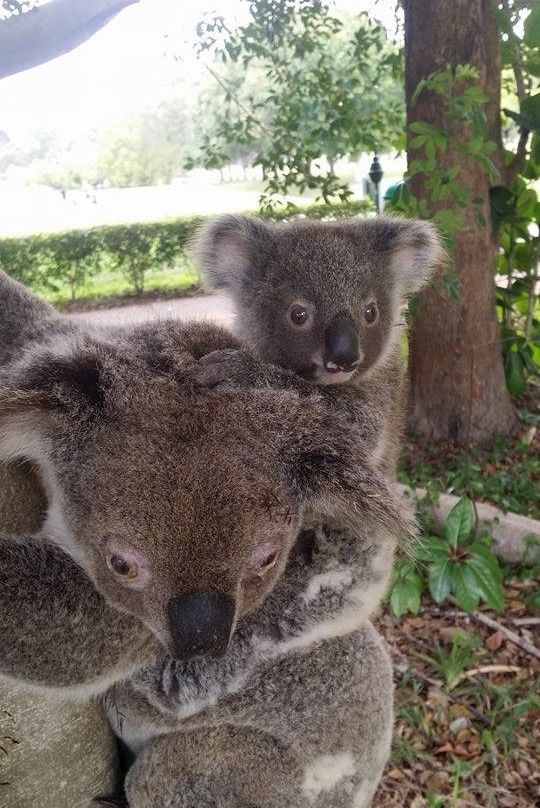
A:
[[389, 498, 505, 618], [400, 432, 540, 520], [0, 199, 371, 298], [194, 0, 403, 207], [386, 63, 497, 246], [387, 42, 539, 395], [97, 101, 195, 188]]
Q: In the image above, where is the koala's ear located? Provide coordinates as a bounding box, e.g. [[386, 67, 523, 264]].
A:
[[193, 215, 274, 291], [0, 346, 108, 464], [374, 216, 444, 295], [281, 405, 416, 542]]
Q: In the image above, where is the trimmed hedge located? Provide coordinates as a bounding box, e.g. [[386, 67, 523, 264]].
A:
[[0, 199, 372, 300]]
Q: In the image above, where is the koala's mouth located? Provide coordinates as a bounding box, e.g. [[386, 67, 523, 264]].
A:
[[303, 360, 357, 385]]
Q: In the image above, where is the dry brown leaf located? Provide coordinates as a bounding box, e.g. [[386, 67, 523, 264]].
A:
[[435, 743, 454, 755], [485, 629, 505, 651]]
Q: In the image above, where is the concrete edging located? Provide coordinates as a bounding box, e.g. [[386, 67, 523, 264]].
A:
[[398, 485, 540, 564]]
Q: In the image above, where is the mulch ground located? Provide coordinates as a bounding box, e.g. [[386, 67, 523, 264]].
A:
[[372, 576, 539, 808]]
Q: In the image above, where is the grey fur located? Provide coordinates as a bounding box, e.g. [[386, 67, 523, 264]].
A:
[[0, 276, 404, 806], [194, 214, 444, 475], [0, 527, 394, 807], [0, 322, 407, 672]]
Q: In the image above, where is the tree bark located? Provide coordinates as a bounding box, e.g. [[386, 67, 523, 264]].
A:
[[404, 0, 518, 444], [0, 0, 140, 80]]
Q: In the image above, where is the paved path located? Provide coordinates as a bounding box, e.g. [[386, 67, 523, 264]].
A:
[[68, 292, 234, 329]]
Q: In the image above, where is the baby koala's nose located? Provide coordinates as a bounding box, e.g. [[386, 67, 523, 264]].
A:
[[325, 314, 360, 371], [167, 590, 235, 660]]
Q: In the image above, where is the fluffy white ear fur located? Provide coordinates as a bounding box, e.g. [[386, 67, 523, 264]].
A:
[[193, 214, 269, 291], [0, 400, 81, 560], [388, 218, 444, 295], [0, 405, 51, 467]]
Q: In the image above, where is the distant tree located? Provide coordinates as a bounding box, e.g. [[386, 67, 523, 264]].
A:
[[0, 0, 140, 79], [97, 101, 194, 188], [186, 60, 265, 178], [195, 0, 403, 206]]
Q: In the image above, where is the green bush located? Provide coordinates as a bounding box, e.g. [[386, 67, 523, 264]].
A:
[[389, 497, 505, 618], [0, 199, 371, 300]]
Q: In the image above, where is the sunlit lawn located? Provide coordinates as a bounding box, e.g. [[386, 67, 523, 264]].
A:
[[43, 264, 200, 309]]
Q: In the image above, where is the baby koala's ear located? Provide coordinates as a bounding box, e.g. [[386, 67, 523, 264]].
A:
[[372, 216, 445, 295], [193, 215, 274, 291]]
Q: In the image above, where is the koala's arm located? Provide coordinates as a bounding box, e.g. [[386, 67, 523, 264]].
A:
[[123, 525, 394, 719], [196, 348, 316, 397], [0, 537, 156, 694]]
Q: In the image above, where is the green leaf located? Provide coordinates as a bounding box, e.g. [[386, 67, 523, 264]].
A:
[[516, 188, 538, 217], [414, 535, 450, 562], [467, 542, 504, 611], [467, 553, 505, 612], [524, 5, 540, 48], [504, 349, 527, 397], [428, 558, 452, 604], [514, 93, 540, 134], [450, 564, 480, 612], [409, 120, 434, 135], [503, 107, 540, 135], [390, 580, 422, 618], [444, 497, 475, 547]]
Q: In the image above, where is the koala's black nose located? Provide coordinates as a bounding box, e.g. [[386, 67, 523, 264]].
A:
[[167, 590, 235, 660], [325, 314, 360, 371]]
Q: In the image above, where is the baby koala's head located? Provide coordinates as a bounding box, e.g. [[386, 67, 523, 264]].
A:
[[195, 215, 443, 385], [0, 321, 405, 661]]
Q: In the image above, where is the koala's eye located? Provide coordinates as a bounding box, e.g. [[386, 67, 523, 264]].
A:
[[363, 302, 379, 324], [289, 305, 310, 327], [255, 549, 280, 578], [108, 553, 139, 580]]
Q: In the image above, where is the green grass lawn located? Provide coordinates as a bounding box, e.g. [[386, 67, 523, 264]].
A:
[[44, 264, 200, 309]]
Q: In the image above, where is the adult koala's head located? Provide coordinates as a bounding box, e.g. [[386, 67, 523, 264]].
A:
[[0, 322, 407, 661]]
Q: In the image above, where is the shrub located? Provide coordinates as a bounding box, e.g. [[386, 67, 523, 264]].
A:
[[389, 497, 505, 618], [0, 199, 372, 299]]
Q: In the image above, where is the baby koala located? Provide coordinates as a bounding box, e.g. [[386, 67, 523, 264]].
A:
[[194, 214, 443, 475]]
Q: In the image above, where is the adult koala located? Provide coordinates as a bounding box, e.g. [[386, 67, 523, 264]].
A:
[[0, 273, 405, 807]]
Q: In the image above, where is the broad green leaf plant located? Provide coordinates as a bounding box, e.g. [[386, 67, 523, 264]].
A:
[[389, 497, 505, 618]]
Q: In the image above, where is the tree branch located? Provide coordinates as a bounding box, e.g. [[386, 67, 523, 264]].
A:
[[500, 0, 531, 184], [0, 0, 140, 80], [203, 63, 272, 138]]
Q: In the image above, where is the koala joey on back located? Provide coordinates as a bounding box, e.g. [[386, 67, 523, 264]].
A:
[[194, 215, 444, 475], [0, 284, 409, 696]]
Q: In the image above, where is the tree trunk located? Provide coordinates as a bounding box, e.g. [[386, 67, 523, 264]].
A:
[[404, 0, 518, 444], [0, 0, 140, 80]]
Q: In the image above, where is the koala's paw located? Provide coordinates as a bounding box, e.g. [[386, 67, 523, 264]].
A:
[[195, 349, 260, 390]]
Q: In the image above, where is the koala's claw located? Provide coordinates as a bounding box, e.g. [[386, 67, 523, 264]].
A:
[[195, 349, 257, 391], [93, 798, 128, 807]]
